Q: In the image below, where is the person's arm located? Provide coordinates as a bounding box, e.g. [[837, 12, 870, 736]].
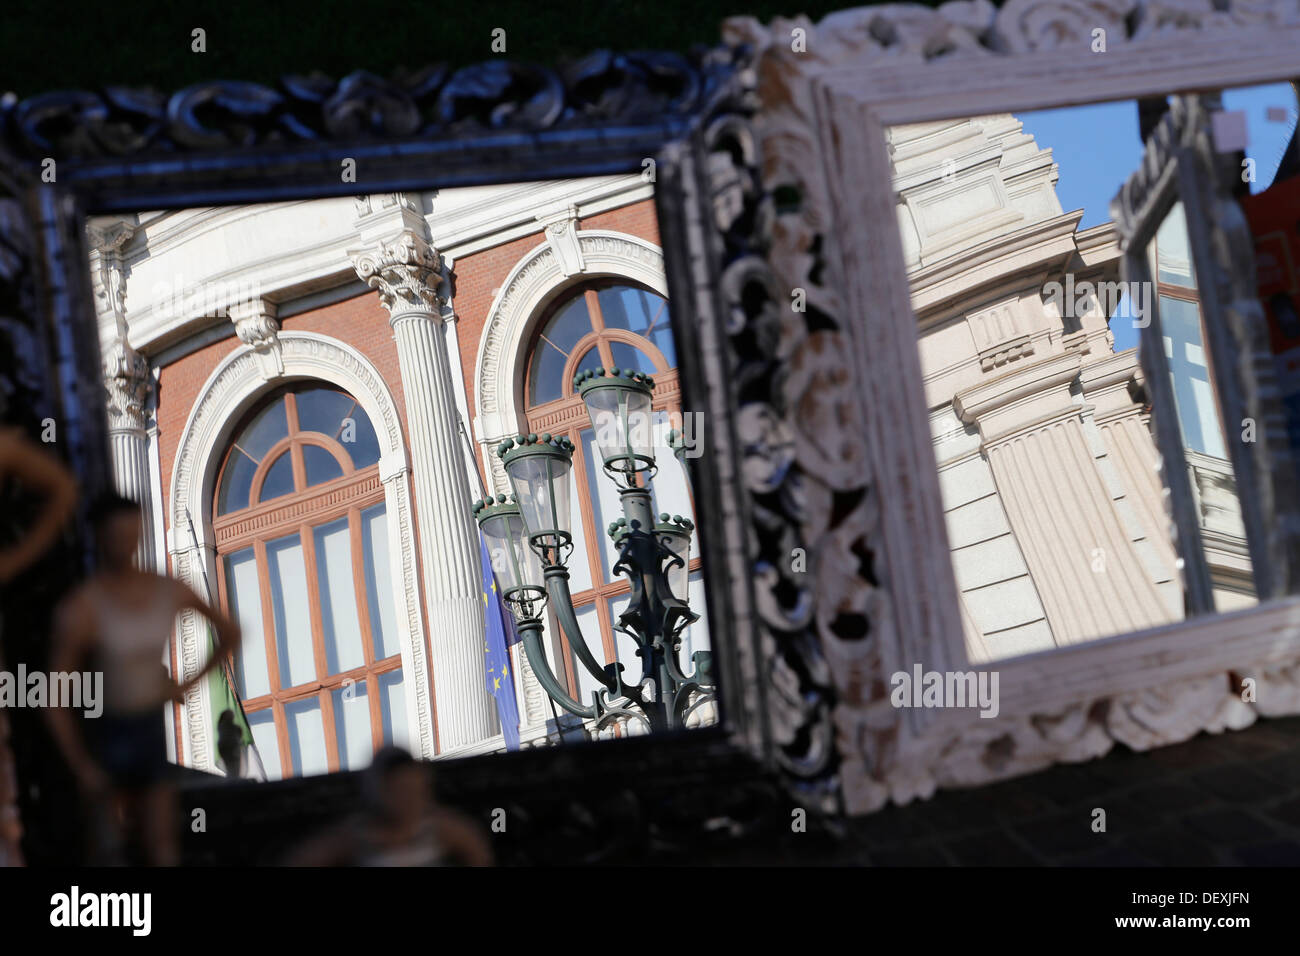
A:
[[0, 428, 77, 582], [46, 591, 109, 794], [171, 580, 242, 695], [433, 808, 494, 867]]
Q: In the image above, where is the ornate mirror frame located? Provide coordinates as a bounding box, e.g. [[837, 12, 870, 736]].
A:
[[0, 50, 854, 863], [725, 2, 1300, 815]]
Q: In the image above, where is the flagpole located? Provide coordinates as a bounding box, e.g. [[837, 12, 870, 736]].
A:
[[456, 415, 490, 501], [184, 512, 268, 783], [460, 416, 528, 750]]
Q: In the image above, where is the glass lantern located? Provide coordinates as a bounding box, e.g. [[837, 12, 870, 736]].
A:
[[654, 513, 693, 603], [473, 495, 545, 619], [497, 433, 575, 563], [575, 368, 656, 488]]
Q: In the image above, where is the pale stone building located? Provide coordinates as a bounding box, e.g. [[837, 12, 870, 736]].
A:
[[892, 115, 1253, 662]]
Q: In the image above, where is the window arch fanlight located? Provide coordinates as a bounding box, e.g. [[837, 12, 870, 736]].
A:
[[212, 382, 407, 780], [521, 280, 710, 708]]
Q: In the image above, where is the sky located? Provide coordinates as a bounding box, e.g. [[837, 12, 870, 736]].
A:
[[1016, 83, 1298, 352]]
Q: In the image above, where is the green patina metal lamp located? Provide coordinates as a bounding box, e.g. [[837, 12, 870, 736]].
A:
[[474, 369, 716, 736]]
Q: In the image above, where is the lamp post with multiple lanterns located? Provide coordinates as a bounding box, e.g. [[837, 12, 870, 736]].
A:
[[473, 367, 713, 736]]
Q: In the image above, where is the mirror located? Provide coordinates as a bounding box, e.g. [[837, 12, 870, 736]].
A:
[[87, 177, 716, 781], [889, 82, 1297, 662]]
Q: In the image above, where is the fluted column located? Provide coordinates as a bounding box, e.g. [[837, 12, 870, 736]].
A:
[[351, 196, 498, 751], [90, 220, 156, 569], [955, 352, 1177, 646]]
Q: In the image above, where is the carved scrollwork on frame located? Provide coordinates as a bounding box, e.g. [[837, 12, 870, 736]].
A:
[[0, 51, 741, 160], [725, 5, 1300, 817]]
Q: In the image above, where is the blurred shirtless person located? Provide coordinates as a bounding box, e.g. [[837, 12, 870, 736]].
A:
[[0, 427, 78, 866], [48, 494, 241, 865], [288, 747, 493, 867]]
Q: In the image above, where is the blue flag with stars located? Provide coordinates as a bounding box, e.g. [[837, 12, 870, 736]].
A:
[[480, 533, 521, 750]]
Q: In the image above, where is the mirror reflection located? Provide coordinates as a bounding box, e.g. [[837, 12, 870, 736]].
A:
[[85, 178, 715, 782], [890, 82, 1296, 661]]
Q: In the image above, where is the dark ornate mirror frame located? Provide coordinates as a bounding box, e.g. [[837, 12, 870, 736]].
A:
[[0, 51, 844, 864]]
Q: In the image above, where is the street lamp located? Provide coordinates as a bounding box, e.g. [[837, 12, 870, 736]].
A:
[[474, 367, 715, 736]]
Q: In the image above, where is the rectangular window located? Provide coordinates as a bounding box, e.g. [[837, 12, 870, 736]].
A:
[[267, 533, 317, 689], [331, 680, 373, 771], [314, 517, 365, 674], [378, 670, 408, 751], [361, 504, 399, 660], [285, 697, 329, 777], [226, 548, 270, 699]]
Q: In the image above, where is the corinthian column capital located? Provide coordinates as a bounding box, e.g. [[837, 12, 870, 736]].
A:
[[103, 337, 151, 434], [350, 192, 446, 319], [351, 231, 444, 317]]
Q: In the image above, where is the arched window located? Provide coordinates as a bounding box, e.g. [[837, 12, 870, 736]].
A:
[[213, 383, 406, 779], [523, 282, 709, 703]]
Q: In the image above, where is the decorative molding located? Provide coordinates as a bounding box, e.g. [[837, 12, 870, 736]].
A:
[[101, 337, 151, 434], [227, 298, 283, 381], [351, 229, 444, 316], [351, 207, 498, 752], [473, 229, 669, 457], [168, 331, 436, 767], [537, 204, 585, 276], [723, 4, 1300, 815], [1, 52, 741, 160]]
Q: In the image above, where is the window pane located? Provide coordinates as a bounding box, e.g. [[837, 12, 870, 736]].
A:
[[286, 697, 329, 777], [237, 397, 289, 462], [608, 341, 657, 375], [314, 517, 365, 674], [294, 387, 355, 439], [246, 709, 282, 781], [564, 442, 594, 594], [1160, 296, 1226, 459], [267, 533, 316, 688], [681, 570, 712, 664], [218, 448, 257, 515], [649, 412, 697, 562], [259, 451, 295, 503], [338, 409, 381, 469], [302, 444, 344, 487], [597, 287, 676, 366], [1153, 200, 1197, 288], [226, 548, 270, 699], [361, 504, 400, 660], [529, 296, 594, 405], [332, 680, 373, 771], [575, 347, 602, 377], [378, 669, 408, 750], [581, 428, 627, 583]]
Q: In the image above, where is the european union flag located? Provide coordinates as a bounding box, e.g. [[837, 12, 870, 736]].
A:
[[480, 533, 521, 750]]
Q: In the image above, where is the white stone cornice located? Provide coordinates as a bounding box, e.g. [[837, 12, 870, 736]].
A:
[[954, 351, 1082, 444]]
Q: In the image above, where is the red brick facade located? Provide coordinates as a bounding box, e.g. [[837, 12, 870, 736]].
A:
[[153, 197, 660, 759]]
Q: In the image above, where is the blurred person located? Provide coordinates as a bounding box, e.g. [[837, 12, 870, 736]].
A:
[[47, 494, 241, 866], [287, 747, 493, 867], [0, 427, 78, 867]]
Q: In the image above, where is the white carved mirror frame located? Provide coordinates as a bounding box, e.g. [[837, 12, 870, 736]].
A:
[[728, 4, 1300, 814]]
